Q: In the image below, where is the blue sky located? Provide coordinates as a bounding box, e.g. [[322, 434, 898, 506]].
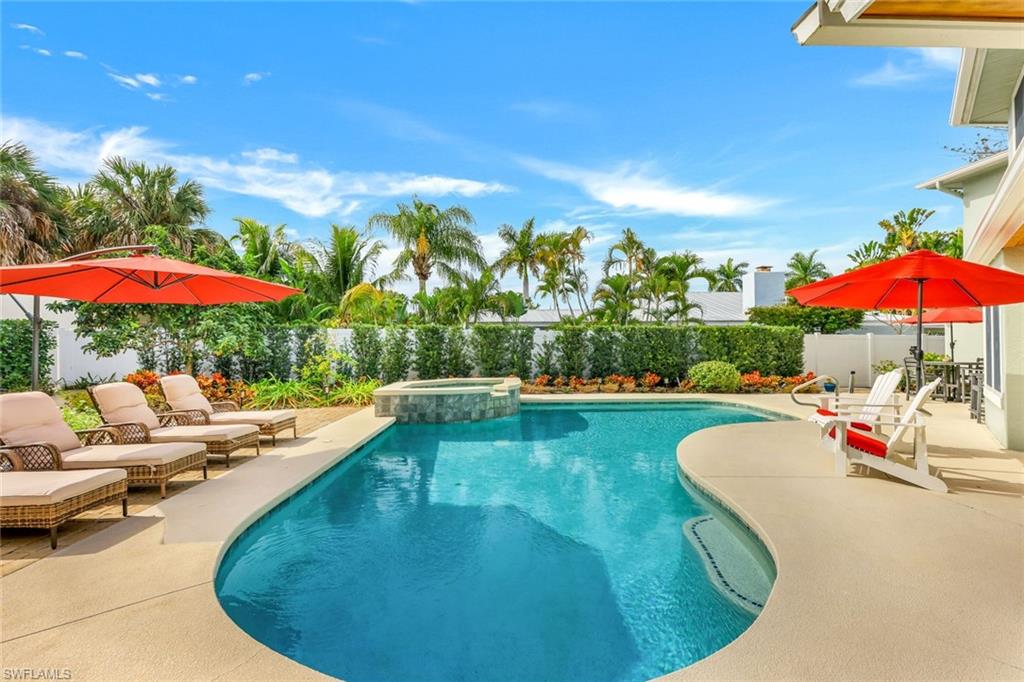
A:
[[3, 1, 975, 296]]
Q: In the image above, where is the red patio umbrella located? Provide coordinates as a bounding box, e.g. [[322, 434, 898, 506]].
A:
[[0, 246, 301, 388], [788, 250, 1024, 391], [898, 307, 982, 362]]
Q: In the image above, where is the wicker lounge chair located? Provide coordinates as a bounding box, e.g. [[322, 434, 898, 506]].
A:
[[89, 382, 260, 467], [1, 447, 127, 549], [0, 392, 208, 497], [159, 375, 297, 444]]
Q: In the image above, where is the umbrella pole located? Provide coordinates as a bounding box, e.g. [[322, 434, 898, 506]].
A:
[[916, 279, 925, 393], [31, 296, 40, 391], [949, 322, 956, 363]]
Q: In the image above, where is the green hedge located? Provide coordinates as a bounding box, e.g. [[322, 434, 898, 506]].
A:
[[694, 325, 803, 376], [381, 327, 411, 384], [413, 325, 447, 380], [0, 319, 57, 391], [349, 324, 382, 379], [445, 327, 472, 378], [747, 304, 864, 334]]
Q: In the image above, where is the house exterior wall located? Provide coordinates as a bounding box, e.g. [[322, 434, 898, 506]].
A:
[[983, 247, 1024, 449], [961, 168, 1006, 248]]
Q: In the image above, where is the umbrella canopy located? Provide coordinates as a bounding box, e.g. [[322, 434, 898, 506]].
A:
[[898, 307, 982, 325], [788, 250, 1024, 390], [0, 253, 300, 304], [787, 250, 1024, 310]]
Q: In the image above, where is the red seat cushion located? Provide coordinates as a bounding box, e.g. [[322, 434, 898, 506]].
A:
[[845, 430, 888, 458], [817, 408, 872, 433]]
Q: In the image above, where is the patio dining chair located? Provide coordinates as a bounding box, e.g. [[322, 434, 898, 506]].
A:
[[159, 375, 297, 444], [89, 382, 260, 467], [0, 392, 208, 498]]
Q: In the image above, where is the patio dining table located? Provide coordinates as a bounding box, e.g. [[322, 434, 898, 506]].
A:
[[907, 359, 983, 403]]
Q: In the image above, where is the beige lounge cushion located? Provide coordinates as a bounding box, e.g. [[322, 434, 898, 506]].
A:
[[0, 392, 82, 453], [149, 423, 257, 443], [92, 383, 160, 430], [0, 468, 126, 507], [208, 409, 295, 427], [61, 442, 206, 469], [159, 375, 214, 414]]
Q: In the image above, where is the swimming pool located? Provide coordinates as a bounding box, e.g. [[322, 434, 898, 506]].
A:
[[216, 402, 777, 682]]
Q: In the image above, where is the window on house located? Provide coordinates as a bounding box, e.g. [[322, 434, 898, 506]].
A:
[[985, 307, 1002, 392]]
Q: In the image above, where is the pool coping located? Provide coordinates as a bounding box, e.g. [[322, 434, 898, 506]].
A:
[[2, 395, 1021, 680]]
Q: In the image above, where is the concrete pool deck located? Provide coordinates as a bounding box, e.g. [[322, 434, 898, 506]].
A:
[[1, 394, 1021, 680]]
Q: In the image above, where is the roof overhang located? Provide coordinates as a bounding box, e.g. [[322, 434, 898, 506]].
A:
[[793, 1, 1024, 48], [915, 151, 1009, 196], [950, 49, 1024, 126]]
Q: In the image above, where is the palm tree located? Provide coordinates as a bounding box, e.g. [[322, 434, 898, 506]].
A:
[[654, 251, 706, 324], [536, 267, 564, 317], [565, 225, 592, 313], [312, 225, 386, 305], [369, 197, 485, 294], [88, 157, 213, 253], [592, 274, 636, 325], [709, 258, 748, 292], [232, 217, 303, 280], [603, 227, 647, 280], [450, 269, 502, 325], [786, 250, 831, 289], [878, 208, 935, 254], [846, 240, 889, 270], [0, 141, 66, 264], [494, 217, 542, 300]]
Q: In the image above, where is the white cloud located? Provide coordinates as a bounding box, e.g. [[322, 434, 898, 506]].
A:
[[851, 47, 961, 87], [243, 71, 270, 85], [3, 116, 511, 219], [337, 99, 451, 143], [916, 47, 961, 72], [135, 73, 161, 87], [518, 156, 773, 218], [146, 93, 169, 102], [12, 23, 43, 35], [179, 75, 198, 85], [63, 50, 87, 59], [33, 48, 51, 57], [509, 99, 590, 122], [242, 147, 299, 164], [108, 73, 140, 89]]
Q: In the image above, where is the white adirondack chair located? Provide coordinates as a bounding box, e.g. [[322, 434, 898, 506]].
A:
[[808, 368, 905, 437], [823, 378, 946, 493]]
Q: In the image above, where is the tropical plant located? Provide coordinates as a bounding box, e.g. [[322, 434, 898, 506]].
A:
[[748, 304, 864, 334], [654, 251, 706, 323], [311, 224, 386, 307], [591, 274, 636, 325], [878, 208, 936, 254], [603, 227, 647, 280], [785, 250, 831, 290], [688, 360, 741, 392], [0, 141, 66, 264], [326, 378, 381, 406], [369, 197, 485, 294], [708, 258, 748, 292], [232, 217, 302, 280], [250, 378, 324, 409], [494, 217, 542, 300], [847, 240, 889, 269]]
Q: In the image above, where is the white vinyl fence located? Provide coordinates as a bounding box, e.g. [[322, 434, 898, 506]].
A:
[[35, 327, 944, 389]]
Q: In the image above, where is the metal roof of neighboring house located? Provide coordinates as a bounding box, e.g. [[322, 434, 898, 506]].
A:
[[915, 151, 1009, 196], [477, 292, 748, 326]]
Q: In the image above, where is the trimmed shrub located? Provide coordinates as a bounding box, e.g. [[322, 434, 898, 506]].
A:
[[587, 326, 619, 379], [470, 325, 513, 376], [445, 327, 472, 378], [414, 325, 447, 380], [554, 326, 587, 378], [0, 319, 57, 391], [380, 327, 411, 384], [748, 304, 864, 334], [534, 338, 557, 378], [689, 360, 741, 392], [508, 326, 535, 378], [694, 324, 803, 376], [350, 324, 382, 379]]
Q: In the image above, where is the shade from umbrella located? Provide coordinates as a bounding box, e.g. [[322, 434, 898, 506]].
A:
[[0, 254, 300, 304], [788, 250, 1024, 390]]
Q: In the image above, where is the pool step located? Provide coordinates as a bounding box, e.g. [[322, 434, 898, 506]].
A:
[[683, 515, 771, 616]]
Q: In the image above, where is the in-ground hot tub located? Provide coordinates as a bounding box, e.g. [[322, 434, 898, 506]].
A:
[[373, 377, 521, 424]]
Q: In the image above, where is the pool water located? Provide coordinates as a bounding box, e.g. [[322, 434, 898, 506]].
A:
[[216, 402, 776, 682]]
